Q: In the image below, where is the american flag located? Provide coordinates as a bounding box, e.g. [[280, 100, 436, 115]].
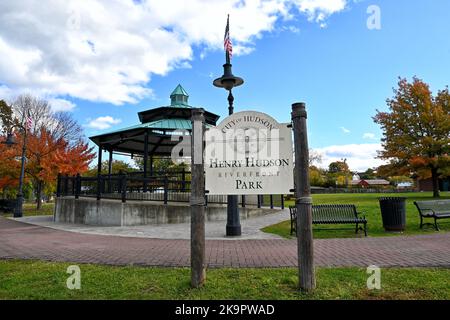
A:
[[25, 113, 32, 131], [224, 15, 232, 60]]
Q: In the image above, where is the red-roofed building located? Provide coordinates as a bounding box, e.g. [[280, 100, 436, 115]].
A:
[[350, 179, 390, 188]]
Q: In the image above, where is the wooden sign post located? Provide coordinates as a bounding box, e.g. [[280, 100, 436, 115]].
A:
[[190, 108, 206, 288], [291, 102, 316, 292]]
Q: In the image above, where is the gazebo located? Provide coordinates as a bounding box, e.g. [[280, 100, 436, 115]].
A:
[[89, 84, 219, 180]]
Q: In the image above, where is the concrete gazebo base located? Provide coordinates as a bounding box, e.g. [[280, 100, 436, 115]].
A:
[[55, 197, 281, 227]]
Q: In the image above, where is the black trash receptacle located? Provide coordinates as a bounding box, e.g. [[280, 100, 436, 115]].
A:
[[379, 197, 406, 231]]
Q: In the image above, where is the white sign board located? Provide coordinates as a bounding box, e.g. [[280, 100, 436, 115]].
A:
[[205, 111, 294, 195]]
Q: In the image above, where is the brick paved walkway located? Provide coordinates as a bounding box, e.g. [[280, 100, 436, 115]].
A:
[[1, 217, 449, 268]]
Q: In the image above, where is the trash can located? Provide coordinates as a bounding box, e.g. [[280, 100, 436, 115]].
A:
[[379, 197, 406, 231]]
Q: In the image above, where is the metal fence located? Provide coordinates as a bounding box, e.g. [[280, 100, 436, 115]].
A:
[[311, 187, 417, 194], [56, 171, 285, 209]]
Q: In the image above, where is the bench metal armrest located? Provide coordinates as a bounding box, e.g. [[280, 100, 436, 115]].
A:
[[421, 209, 436, 217]]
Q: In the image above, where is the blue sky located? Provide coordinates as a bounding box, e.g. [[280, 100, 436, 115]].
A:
[[1, 0, 450, 171]]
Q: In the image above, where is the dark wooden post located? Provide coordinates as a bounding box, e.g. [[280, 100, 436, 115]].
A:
[[121, 173, 127, 203], [97, 145, 103, 200], [143, 131, 149, 192], [75, 173, 81, 199], [97, 175, 103, 200], [270, 194, 274, 209], [97, 145, 103, 174], [64, 174, 69, 196], [241, 195, 246, 208], [108, 149, 113, 193], [281, 195, 285, 209], [117, 170, 123, 195], [181, 167, 186, 192], [56, 173, 61, 198], [163, 176, 168, 204], [149, 155, 154, 177], [257, 195, 262, 208], [108, 149, 113, 174], [292, 102, 316, 292], [190, 108, 206, 288], [72, 175, 76, 195]]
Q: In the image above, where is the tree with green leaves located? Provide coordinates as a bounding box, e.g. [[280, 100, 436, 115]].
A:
[[134, 157, 188, 175], [328, 160, 350, 174], [83, 160, 137, 177]]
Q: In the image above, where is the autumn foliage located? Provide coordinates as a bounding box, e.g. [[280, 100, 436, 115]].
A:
[[374, 77, 450, 197], [0, 140, 20, 192], [1, 128, 94, 203], [1, 96, 95, 208]]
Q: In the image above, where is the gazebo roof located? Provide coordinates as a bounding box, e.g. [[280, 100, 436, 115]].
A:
[[89, 85, 220, 156]]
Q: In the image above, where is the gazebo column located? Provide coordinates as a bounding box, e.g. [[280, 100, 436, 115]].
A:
[[150, 155, 154, 176], [108, 149, 113, 193], [143, 131, 149, 192], [97, 145, 103, 200], [108, 149, 113, 175], [97, 145, 103, 176]]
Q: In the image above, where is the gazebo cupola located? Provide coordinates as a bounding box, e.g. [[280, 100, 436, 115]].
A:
[[170, 84, 189, 107]]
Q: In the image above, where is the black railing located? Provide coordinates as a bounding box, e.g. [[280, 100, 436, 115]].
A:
[[56, 172, 285, 209]]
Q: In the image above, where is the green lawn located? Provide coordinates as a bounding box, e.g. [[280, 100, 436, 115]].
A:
[[262, 192, 450, 239], [0, 260, 449, 300], [1, 202, 54, 218]]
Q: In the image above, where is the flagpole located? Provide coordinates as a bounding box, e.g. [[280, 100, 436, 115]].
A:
[[213, 15, 244, 236], [14, 110, 31, 218]]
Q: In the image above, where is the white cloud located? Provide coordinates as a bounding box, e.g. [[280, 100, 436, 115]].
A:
[[363, 132, 376, 140], [49, 98, 76, 112], [0, 0, 350, 105], [0, 85, 14, 101], [86, 116, 121, 130], [313, 143, 387, 172], [340, 126, 351, 134], [294, 0, 347, 22]]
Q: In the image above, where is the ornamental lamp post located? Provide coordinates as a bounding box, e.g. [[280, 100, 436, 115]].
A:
[[2, 124, 28, 218], [213, 63, 244, 116], [213, 15, 244, 236]]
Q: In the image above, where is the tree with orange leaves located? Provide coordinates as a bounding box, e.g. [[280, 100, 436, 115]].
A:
[[374, 77, 450, 197], [25, 127, 95, 208], [1, 96, 95, 208], [0, 139, 20, 197]]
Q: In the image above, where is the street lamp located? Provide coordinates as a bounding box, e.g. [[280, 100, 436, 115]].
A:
[[213, 63, 244, 116], [213, 17, 244, 237], [2, 124, 27, 218]]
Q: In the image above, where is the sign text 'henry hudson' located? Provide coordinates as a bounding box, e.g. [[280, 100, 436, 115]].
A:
[[205, 111, 294, 195]]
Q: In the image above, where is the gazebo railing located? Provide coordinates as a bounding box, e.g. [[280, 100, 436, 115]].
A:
[[56, 173, 285, 209]]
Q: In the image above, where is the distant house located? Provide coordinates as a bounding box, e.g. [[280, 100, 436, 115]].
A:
[[396, 182, 414, 189], [414, 177, 450, 192], [350, 179, 390, 188]]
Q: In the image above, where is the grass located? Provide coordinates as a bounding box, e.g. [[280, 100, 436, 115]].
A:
[[262, 192, 450, 239], [1, 202, 54, 218], [0, 260, 449, 300]]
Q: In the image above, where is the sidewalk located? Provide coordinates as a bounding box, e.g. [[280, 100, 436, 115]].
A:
[[14, 210, 289, 240], [1, 216, 449, 268]]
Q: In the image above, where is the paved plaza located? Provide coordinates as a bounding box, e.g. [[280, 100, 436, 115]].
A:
[[1, 216, 449, 268]]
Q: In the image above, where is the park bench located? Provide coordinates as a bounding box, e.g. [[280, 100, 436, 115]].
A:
[[289, 204, 368, 236], [414, 200, 450, 231], [0, 199, 16, 214]]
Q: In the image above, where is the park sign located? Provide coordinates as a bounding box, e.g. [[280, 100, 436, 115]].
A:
[[204, 111, 294, 195]]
